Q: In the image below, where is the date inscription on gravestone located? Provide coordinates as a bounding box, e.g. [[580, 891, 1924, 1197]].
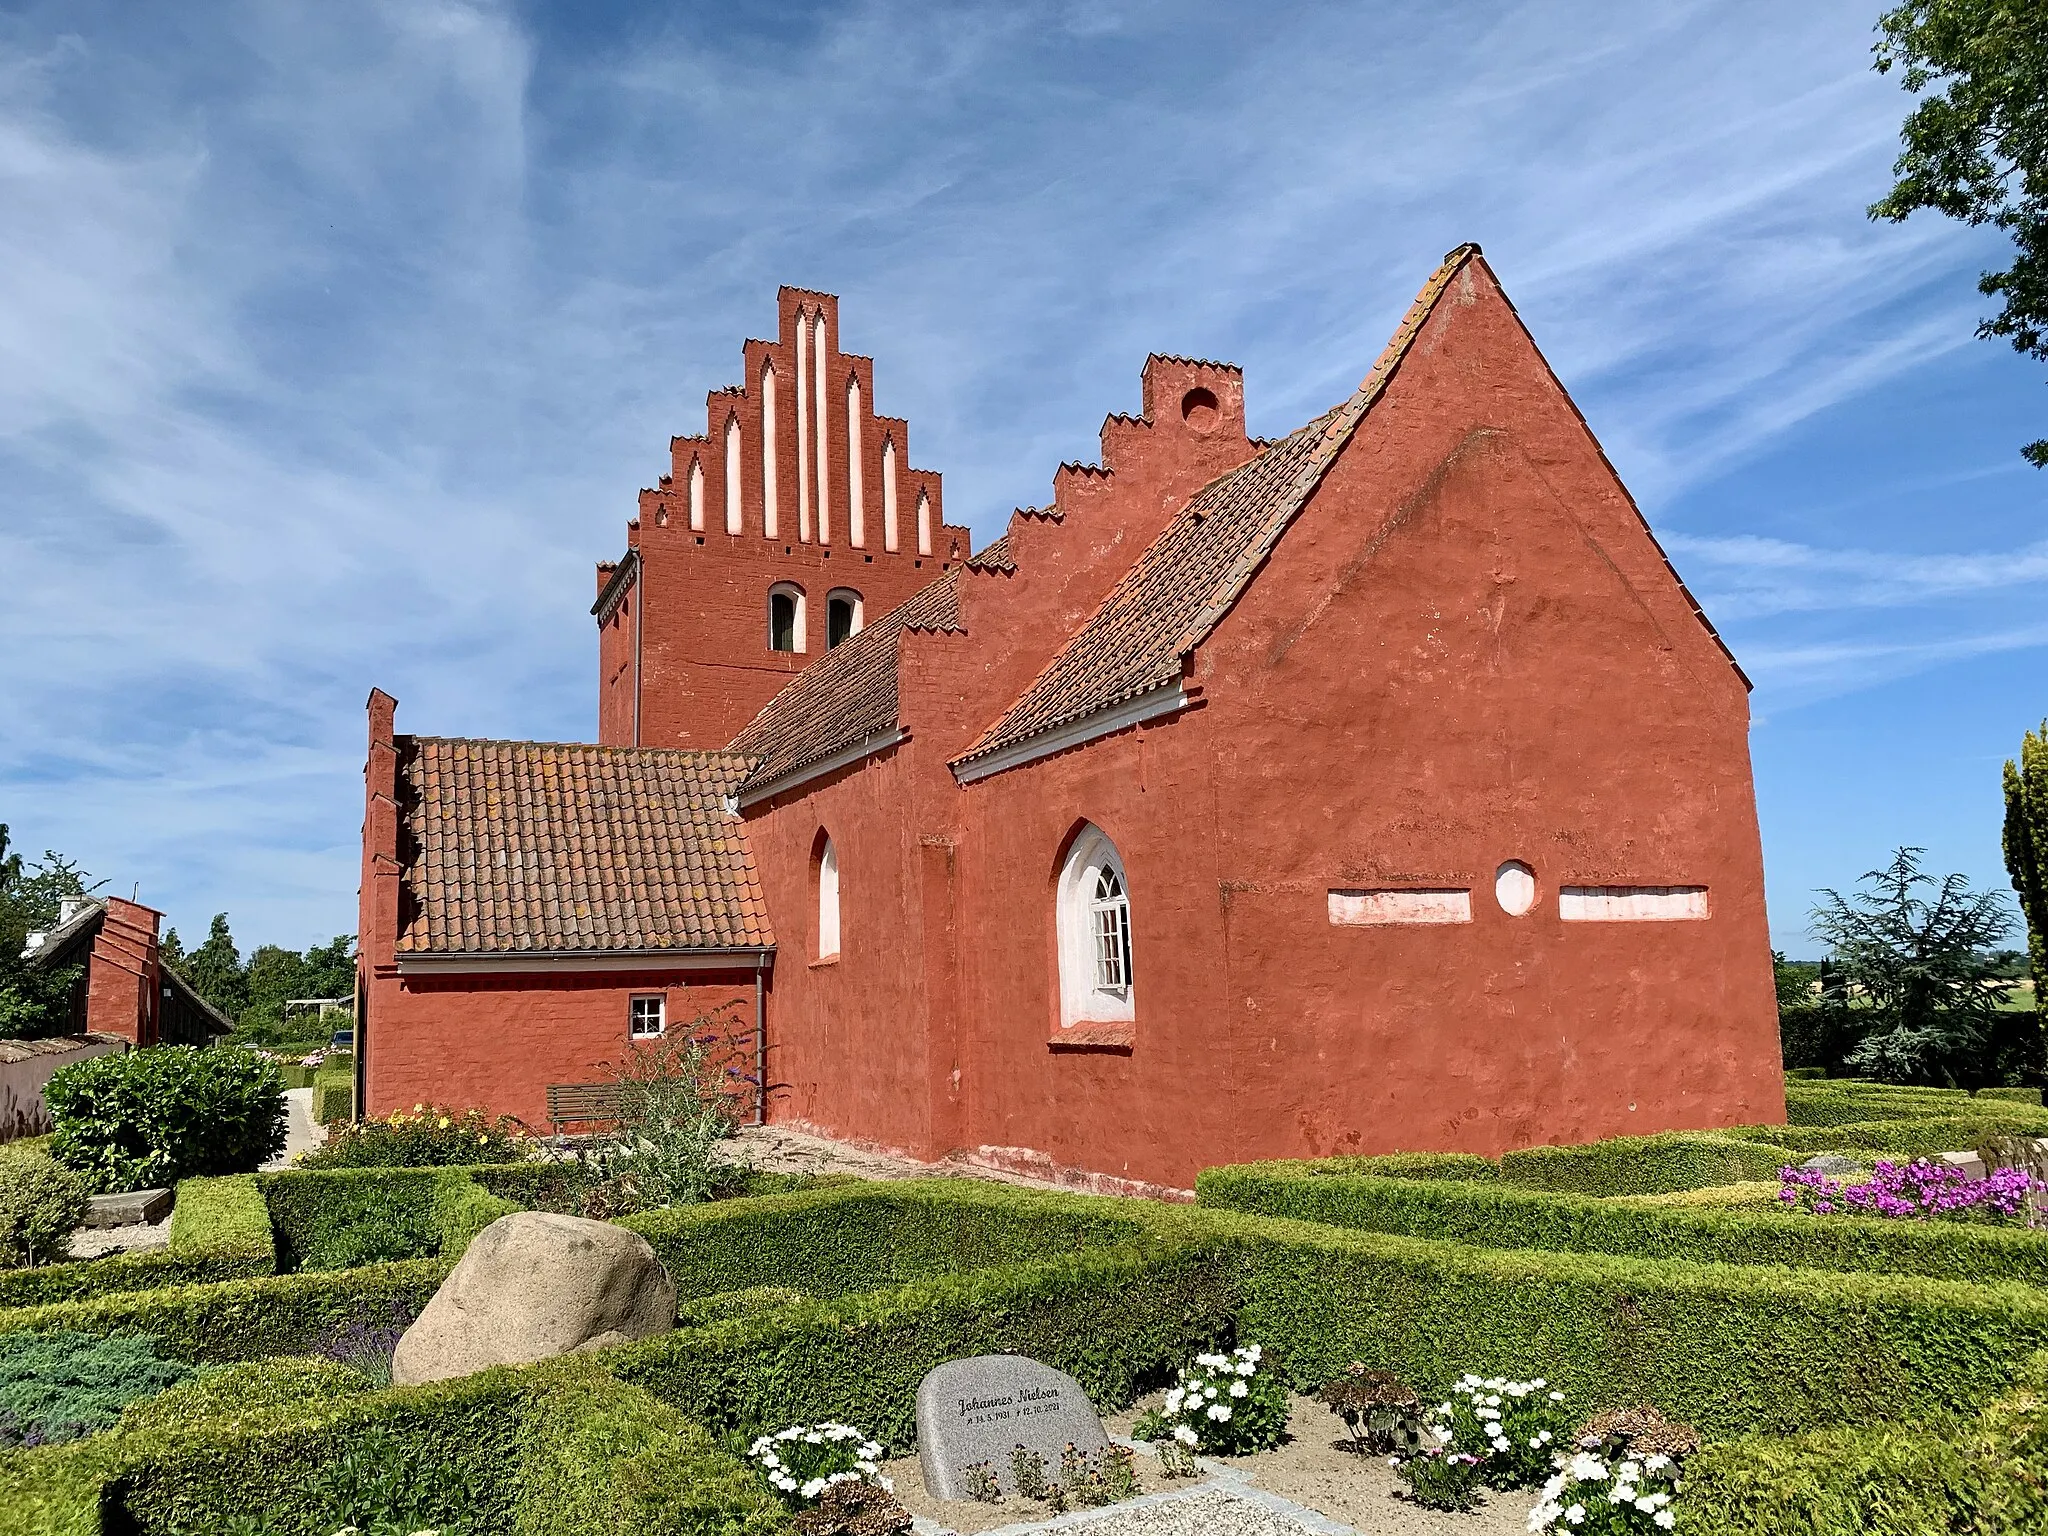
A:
[[914, 1355, 1111, 1501]]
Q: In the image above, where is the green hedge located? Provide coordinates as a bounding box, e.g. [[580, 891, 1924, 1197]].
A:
[[311, 1057, 352, 1126], [609, 1241, 1236, 1450], [0, 1175, 275, 1308], [1741, 1115, 2046, 1158], [1284, 1151, 1501, 1183], [1217, 1205, 2048, 1437], [1496, 1131, 1788, 1195], [1195, 1162, 2048, 1285], [617, 1178, 1161, 1301], [0, 1257, 448, 1363], [0, 1355, 789, 1536], [1783, 1079, 2048, 1129], [1681, 1422, 1989, 1534], [258, 1164, 523, 1271]]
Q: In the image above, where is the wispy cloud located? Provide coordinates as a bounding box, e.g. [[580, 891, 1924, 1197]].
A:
[[0, 0, 2033, 945]]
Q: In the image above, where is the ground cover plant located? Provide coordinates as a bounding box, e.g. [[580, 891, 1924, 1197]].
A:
[[0, 1330, 191, 1447], [1778, 1156, 2037, 1220], [46, 1046, 286, 1193]]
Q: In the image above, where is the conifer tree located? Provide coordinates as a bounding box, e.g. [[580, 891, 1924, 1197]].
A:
[[2007, 721, 2048, 1004]]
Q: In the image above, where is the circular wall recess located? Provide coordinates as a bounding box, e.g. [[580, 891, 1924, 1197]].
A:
[[1495, 860, 1536, 916], [1180, 386, 1220, 431]]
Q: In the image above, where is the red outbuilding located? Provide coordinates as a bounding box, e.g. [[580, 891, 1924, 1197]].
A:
[[358, 246, 1785, 1192]]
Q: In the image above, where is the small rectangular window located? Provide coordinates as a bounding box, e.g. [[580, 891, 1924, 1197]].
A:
[[629, 994, 666, 1038]]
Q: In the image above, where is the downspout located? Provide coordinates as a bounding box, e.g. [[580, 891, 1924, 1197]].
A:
[[753, 955, 767, 1126]]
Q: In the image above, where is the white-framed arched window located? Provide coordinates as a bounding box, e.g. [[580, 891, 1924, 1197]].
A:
[[815, 833, 840, 960], [1056, 824, 1135, 1027], [768, 582, 806, 653], [826, 588, 864, 648]]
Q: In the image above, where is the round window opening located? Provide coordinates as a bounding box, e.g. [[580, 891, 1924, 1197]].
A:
[[1495, 860, 1536, 916], [1180, 386, 1220, 431]]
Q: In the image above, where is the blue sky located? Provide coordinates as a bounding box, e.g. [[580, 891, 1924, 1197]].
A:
[[1, 1, 2043, 957]]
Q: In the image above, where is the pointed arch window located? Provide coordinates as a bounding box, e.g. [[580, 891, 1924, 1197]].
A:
[[815, 834, 840, 960], [1056, 824, 1136, 1029]]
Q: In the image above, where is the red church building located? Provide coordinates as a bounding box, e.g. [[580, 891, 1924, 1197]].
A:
[[358, 245, 1785, 1193]]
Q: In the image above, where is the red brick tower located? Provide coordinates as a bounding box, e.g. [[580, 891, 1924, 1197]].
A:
[[596, 289, 972, 749]]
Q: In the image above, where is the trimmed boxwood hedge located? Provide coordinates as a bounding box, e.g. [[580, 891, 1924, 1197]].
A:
[[1195, 1162, 2048, 1285], [258, 1166, 519, 1271], [1496, 1131, 1789, 1195], [1783, 1079, 2048, 1130], [610, 1241, 1237, 1450], [0, 1174, 276, 1309], [1741, 1114, 2048, 1158], [1283, 1151, 1501, 1183], [0, 1257, 449, 1362], [617, 1178, 1162, 1300], [0, 1355, 788, 1536], [310, 1058, 352, 1126]]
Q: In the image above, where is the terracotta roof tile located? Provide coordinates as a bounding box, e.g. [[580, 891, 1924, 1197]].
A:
[[952, 245, 1481, 772], [728, 570, 963, 793], [394, 737, 772, 955]]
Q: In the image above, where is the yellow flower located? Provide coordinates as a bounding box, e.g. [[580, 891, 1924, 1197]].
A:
[[414, 1103, 425, 1113], [478, 1135, 489, 1145], [437, 1117, 450, 1129]]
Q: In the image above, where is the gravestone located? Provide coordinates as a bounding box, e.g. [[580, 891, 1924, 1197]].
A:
[[1800, 1154, 1858, 1177], [915, 1355, 1111, 1500]]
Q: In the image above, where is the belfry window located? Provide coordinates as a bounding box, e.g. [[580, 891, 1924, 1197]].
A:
[[826, 589, 864, 648], [1056, 823, 1136, 1029], [768, 584, 805, 653]]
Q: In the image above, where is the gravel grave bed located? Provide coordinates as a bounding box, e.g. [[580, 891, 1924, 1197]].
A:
[[886, 1394, 1535, 1536]]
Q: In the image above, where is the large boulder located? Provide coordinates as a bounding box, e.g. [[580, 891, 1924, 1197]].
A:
[[390, 1211, 675, 1385]]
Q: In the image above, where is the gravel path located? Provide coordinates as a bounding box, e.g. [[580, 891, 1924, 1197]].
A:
[[67, 1217, 169, 1260]]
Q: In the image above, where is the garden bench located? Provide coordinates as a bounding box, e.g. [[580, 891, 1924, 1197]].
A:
[[546, 1082, 623, 1138]]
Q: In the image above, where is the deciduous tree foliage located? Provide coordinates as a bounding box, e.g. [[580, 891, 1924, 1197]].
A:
[[0, 823, 94, 1040], [1872, 2, 2048, 463]]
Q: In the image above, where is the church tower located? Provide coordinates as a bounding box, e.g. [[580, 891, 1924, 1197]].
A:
[[594, 288, 970, 749]]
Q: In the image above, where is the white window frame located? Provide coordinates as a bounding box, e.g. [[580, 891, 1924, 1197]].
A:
[[826, 588, 864, 648], [629, 994, 666, 1039], [817, 836, 840, 959], [1057, 824, 1135, 1027], [768, 583, 807, 653]]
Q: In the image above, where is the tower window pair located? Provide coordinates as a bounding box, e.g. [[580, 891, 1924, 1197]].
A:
[[768, 586, 863, 653]]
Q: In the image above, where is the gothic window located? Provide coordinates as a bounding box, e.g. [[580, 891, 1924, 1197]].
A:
[[769, 583, 805, 653], [816, 834, 840, 959], [826, 589, 863, 648], [1056, 824, 1136, 1028]]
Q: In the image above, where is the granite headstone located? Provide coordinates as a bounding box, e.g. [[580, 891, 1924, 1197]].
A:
[[914, 1355, 1111, 1500]]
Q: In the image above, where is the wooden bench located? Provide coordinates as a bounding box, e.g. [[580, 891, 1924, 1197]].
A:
[[546, 1082, 624, 1138]]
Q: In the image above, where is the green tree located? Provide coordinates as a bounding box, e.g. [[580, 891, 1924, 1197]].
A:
[[0, 824, 97, 1040], [180, 914, 247, 1021], [1813, 847, 2024, 1086], [2009, 721, 2048, 1004], [1871, 2, 2048, 464]]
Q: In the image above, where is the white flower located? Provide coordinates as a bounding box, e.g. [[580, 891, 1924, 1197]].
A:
[[1229, 1381, 1248, 1398], [1549, 1391, 1565, 1402], [1644, 1453, 1671, 1471], [804, 1431, 823, 1444], [879, 1476, 896, 1493], [1564, 1506, 1585, 1526], [1244, 1345, 1262, 1362], [800, 1478, 827, 1500], [1653, 1512, 1675, 1530], [1173, 1426, 1198, 1446], [1165, 1389, 1184, 1413], [1207, 1404, 1232, 1422]]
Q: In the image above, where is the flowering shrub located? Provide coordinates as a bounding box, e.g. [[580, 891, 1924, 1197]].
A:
[[1155, 1344, 1290, 1454], [1394, 1443, 1486, 1510], [1528, 1450, 1679, 1532], [747, 1422, 892, 1506], [1425, 1375, 1572, 1489], [1778, 1158, 2036, 1221], [299, 1105, 524, 1169]]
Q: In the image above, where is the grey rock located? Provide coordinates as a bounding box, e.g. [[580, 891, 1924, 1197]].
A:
[[915, 1355, 1110, 1501], [84, 1188, 172, 1227], [390, 1211, 674, 1385], [1799, 1155, 1858, 1176]]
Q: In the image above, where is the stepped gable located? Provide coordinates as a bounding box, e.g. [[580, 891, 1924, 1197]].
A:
[[727, 569, 965, 796], [394, 737, 772, 956], [949, 247, 1486, 774]]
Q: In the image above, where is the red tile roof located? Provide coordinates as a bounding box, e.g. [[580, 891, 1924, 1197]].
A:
[[728, 569, 963, 795], [394, 736, 773, 955], [952, 245, 1483, 772]]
